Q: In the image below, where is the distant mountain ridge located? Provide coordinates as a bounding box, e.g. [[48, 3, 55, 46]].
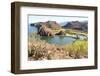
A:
[[30, 20, 88, 32], [62, 21, 88, 32]]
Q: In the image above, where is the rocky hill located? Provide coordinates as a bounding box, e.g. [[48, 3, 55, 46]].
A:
[[62, 21, 88, 32], [30, 20, 88, 36], [45, 21, 61, 30], [31, 21, 61, 30]]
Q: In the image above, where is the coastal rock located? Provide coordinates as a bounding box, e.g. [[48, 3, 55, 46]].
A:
[[55, 30, 66, 35], [38, 25, 55, 36]]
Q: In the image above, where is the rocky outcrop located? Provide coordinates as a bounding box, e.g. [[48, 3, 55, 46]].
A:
[[31, 21, 61, 36], [38, 25, 55, 36], [31, 21, 61, 30], [55, 30, 66, 35]]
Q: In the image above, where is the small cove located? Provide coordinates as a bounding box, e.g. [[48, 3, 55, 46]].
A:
[[29, 26, 87, 45]]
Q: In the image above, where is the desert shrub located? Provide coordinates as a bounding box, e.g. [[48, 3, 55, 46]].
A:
[[28, 32, 88, 60], [64, 40, 88, 58], [65, 29, 77, 35]]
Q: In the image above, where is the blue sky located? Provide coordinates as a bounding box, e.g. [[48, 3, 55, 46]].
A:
[[28, 15, 88, 24]]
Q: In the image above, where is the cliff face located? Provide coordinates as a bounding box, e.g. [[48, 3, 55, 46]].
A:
[[38, 25, 55, 36]]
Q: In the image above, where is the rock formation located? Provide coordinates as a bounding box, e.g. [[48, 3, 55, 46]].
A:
[[55, 30, 66, 35], [38, 25, 55, 36], [30, 21, 61, 36]]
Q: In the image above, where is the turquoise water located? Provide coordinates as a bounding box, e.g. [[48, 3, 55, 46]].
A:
[[29, 25, 87, 45], [40, 36, 76, 45]]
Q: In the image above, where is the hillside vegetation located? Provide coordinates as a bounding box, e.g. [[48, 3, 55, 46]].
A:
[[28, 20, 88, 60], [28, 33, 88, 60]]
